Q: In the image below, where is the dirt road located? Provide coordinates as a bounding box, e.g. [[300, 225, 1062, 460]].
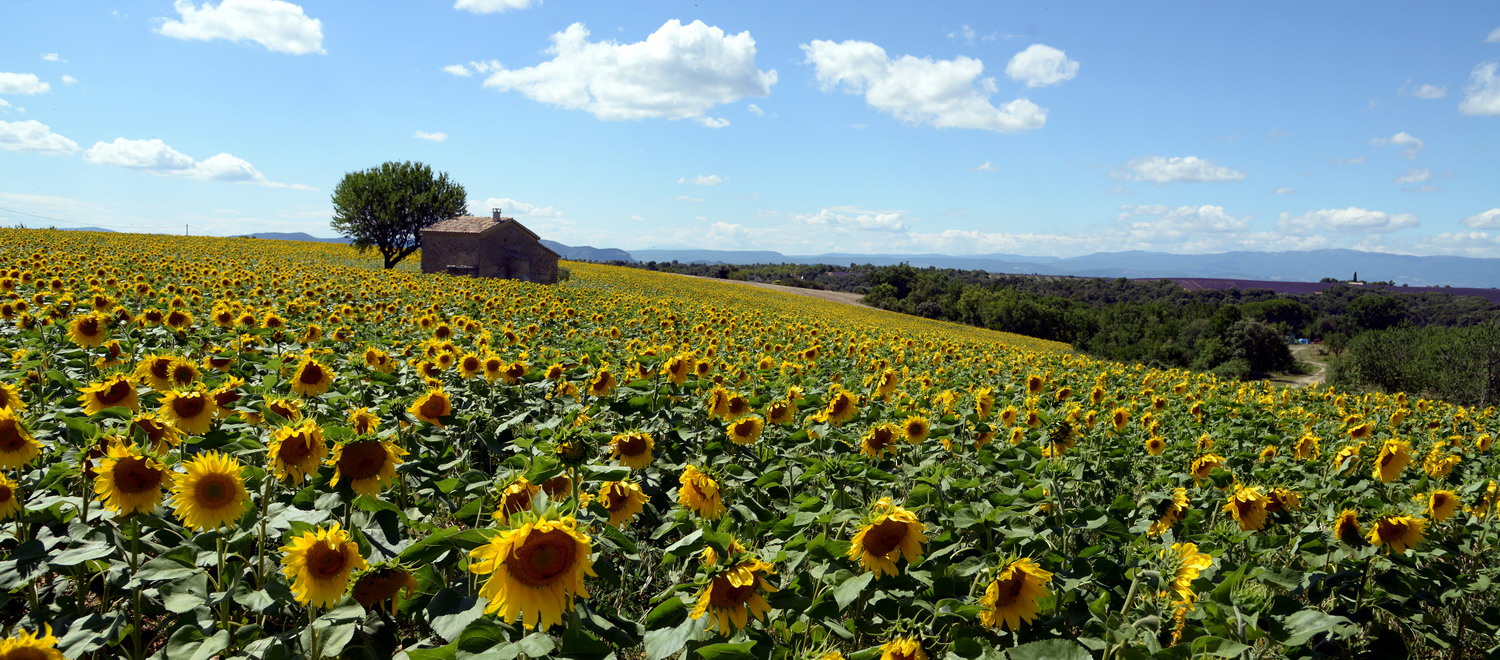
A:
[[1266, 343, 1330, 388]]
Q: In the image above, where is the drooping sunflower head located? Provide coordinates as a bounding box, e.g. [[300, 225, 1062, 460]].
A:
[[280, 522, 369, 608], [678, 465, 725, 519], [0, 381, 25, 413], [1427, 490, 1460, 521], [765, 399, 797, 425], [1266, 488, 1302, 514], [347, 407, 380, 435], [93, 440, 172, 515], [159, 388, 219, 436], [0, 407, 41, 470], [689, 557, 778, 637], [1222, 485, 1270, 531], [171, 450, 249, 531], [352, 565, 419, 612], [1147, 487, 1191, 537], [408, 388, 452, 427], [586, 367, 616, 398], [1162, 542, 1213, 605], [596, 479, 647, 527], [819, 387, 859, 426], [727, 415, 765, 445], [608, 431, 654, 469], [0, 624, 66, 660], [290, 357, 336, 397], [468, 514, 596, 630], [1366, 515, 1426, 554], [327, 438, 407, 497], [1334, 510, 1364, 546], [269, 420, 328, 484], [78, 375, 140, 415], [492, 477, 541, 523], [0, 472, 24, 520], [1373, 438, 1413, 483], [1294, 433, 1321, 460], [847, 497, 927, 577], [861, 423, 900, 459], [978, 557, 1053, 631], [1190, 453, 1225, 482]]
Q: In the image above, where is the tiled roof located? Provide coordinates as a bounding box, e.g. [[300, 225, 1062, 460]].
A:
[[425, 216, 507, 234]]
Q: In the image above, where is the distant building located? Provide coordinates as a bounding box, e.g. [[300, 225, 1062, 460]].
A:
[[420, 209, 560, 283]]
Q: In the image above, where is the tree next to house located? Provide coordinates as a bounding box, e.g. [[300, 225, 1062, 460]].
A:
[[330, 161, 468, 269]]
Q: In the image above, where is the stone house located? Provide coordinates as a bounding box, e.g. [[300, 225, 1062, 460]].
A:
[[420, 209, 560, 283]]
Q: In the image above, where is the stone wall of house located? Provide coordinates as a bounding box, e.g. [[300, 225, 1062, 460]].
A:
[[420, 225, 559, 284], [420, 233, 478, 275]]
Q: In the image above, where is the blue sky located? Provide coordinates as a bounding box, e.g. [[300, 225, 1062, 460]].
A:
[[3, 1, 1500, 257]]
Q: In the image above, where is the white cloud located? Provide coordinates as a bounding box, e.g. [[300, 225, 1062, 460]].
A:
[[1117, 155, 1246, 183], [1393, 168, 1429, 184], [1411, 84, 1446, 99], [60, 75, 77, 85], [413, 130, 448, 142], [973, 161, 997, 172], [1463, 209, 1500, 228], [695, 116, 730, 128], [1115, 205, 1252, 243], [470, 197, 572, 230], [156, 0, 325, 55], [1489, 27, 1500, 43], [83, 137, 311, 188], [1277, 207, 1419, 234], [454, 0, 538, 13], [803, 39, 1045, 133], [1004, 44, 1079, 88], [789, 206, 907, 231], [747, 103, 765, 117], [678, 174, 726, 186], [441, 64, 472, 77], [481, 20, 776, 125], [1371, 131, 1425, 159], [0, 120, 80, 155], [671, 195, 703, 202], [41, 53, 63, 62], [1273, 187, 1295, 195], [1459, 61, 1500, 116], [0, 73, 51, 95]]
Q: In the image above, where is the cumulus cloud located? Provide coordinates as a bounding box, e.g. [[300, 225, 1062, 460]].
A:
[[1393, 168, 1430, 184], [0, 73, 51, 95], [0, 120, 80, 155], [454, 0, 538, 13], [1464, 208, 1500, 228], [1273, 187, 1295, 195], [973, 161, 997, 172], [1460, 61, 1500, 116], [41, 53, 64, 62], [413, 130, 448, 142], [789, 206, 907, 231], [803, 39, 1046, 133], [1117, 156, 1246, 183], [1277, 207, 1419, 234], [481, 20, 775, 126], [441, 64, 472, 77], [747, 103, 765, 117], [83, 137, 311, 188], [1410, 84, 1446, 99], [1489, 27, 1500, 43], [679, 174, 726, 186], [156, 0, 325, 55], [1371, 131, 1425, 159], [1115, 205, 1252, 243], [60, 75, 77, 85], [470, 197, 572, 230], [1005, 44, 1079, 87]]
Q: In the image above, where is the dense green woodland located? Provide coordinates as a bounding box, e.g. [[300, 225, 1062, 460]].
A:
[[619, 260, 1500, 405]]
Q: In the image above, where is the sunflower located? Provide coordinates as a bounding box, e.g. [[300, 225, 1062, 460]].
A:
[[159, 388, 219, 435], [408, 388, 452, 427], [1427, 490, 1460, 521], [878, 636, 928, 660], [1222, 485, 1270, 531], [1143, 435, 1165, 455], [690, 557, 778, 637], [586, 367, 616, 398], [269, 420, 328, 484], [678, 465, 725, 519], [0, 625, 65, 660], [280, 522, 368, 607], [701, 537, 748, 567], [817, 387, 859, 425], [167, 358, 199, 388], [1294, 433, 1321, 460], [458, 353, 483, 379], [1373, 439, 1412, 483], [847, 497, 926, 577], [1110, 407, 1130, 432], [352, 565, 418, 612], [596, 479, 647, 527], [1332, 442, 1367, 474], [500, 361, 528, 384], [93, 441, 171, 515], [1367, 515, 1426, 554], [469, 514, 595, 630], [902, 416, 931, 444], [210, 377, 245, 415], [170, 451, 249, 531], [348, 407, 380, 435], [0, 472, 22, 520], [727, 415, 764, 445], [289, 357, 335, 397], [1266, 488, 1302, 513], [328, 438, 407, 497], [0, 408, 41, 469], [862, 423, 900, 458], [1000, 406, 1019, 427], [492, 477, 541, 522], [765, 399, 797, 425], [67, 311, 109, 348], [0, 382, 24, 412], [978, 557, 1053, 631], [1190, 453, 1225, 482], [132, 413, 183, 454], [1333, 510, 1364, 546], [135, 354, 179, 390], [78, 375, 140, 414], [1148, 488, 1190, 537], [608, 431, 654, 469], [1163, 542, 1213, 605]]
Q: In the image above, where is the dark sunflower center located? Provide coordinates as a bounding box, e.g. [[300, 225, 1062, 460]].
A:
[[733, 420, 757, 437], [462, 358, 480, 371], [508, 529, 577, 587], [172, 366, 195, 385], [1233, 499, 1258, 517], [173, 395, 207, 419], [114, 457, 162, 494], [419, 397, 446, 418], [906, 422, 925, 436], [0, 484, 12, 503], [0, 422, 23, 451], [150, 359, 172, 380], [168, 311, 188, 326], [617, 436, 646, 456], [869, 429, 894, 448], [279, 435, 312, 466], [300, 364, 325, 384], [727, 398, 749, 416], [501, 489, 535, 516], [707, 574, 755, 608], [270, 403, 298, 418], [135, 419, 167, 442], [100, 380, 132, 404], [78, 317, 100, 336], [306, 542, 348, 579], [1382, 521, 1407, 539], [861, 519, 910, 556], [338, 442, 387, 480], [195, 475, 236, 508]]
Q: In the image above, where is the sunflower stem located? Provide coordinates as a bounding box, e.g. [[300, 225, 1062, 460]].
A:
[[217, 534, 231, 634], [130, 515, 144, 660], [256, 473, 273, 589]]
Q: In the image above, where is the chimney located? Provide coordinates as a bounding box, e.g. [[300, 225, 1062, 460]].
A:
[[492, 208, 502, 221]]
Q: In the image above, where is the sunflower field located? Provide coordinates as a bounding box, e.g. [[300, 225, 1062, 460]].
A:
[[0, 228, 1498, 659]]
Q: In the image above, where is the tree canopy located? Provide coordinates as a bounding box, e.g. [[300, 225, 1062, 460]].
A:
[[330, 161, 468, 269]]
